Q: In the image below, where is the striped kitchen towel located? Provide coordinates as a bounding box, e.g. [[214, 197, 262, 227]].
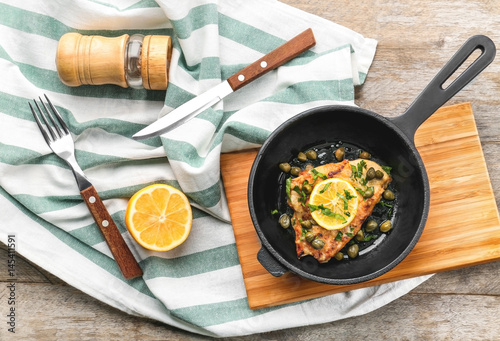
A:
[[0, 0, 431, 337]]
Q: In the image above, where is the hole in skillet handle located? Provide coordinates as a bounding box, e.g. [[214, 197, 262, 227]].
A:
[[391, 35, 496, 142], [441, 49, 483, 89]]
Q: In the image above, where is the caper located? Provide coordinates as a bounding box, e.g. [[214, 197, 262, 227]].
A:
[[366, 167, 376, 180], [375, 170, 384, 179], [365, 219, 378, 232], [380, 220, 393, 233], [383, 189, 395, 201], [335, 147, 345, 161], [305, 150, 317, 160], [305, 231, 316, 243], [347, 244, 359, 258], [279, 162, 291, 173], [359, 151, 371, 159], [311, 239, 325, 250], [279, 214, 290, 229], [363, 189, 374, 199], [304, 164, 314, 171], [298, 152, 307, 162], [301, 219, 312, 229], [302, 183, 312, 194], [355, 229, 365, 242], [334, 252, 344, 261], [290, 166, 301, 176]]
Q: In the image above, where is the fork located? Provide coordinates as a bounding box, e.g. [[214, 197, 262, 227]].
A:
[[29, 95, 143, 279]]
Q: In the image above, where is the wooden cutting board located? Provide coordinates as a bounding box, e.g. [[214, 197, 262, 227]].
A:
[[220, 103, 500, 310]]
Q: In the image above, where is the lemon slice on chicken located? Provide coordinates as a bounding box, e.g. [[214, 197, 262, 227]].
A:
[[308, 178, 359, 230]]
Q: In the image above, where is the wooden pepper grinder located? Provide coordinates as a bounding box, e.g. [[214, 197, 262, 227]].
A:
[[56, 33, 172, 90]]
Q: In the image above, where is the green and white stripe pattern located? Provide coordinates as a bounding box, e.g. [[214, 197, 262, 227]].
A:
[[0, 0, 431, 337]]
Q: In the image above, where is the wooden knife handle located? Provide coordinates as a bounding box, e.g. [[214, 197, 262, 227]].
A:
[[227, 28, 316, 91], [81, 186, 143, 279]]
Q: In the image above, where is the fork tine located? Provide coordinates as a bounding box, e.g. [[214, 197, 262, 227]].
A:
[[29, 102, 54, 143], [32, 99, 58, 141], [38, 96, 64, 138], [44, 94, 70, 135]]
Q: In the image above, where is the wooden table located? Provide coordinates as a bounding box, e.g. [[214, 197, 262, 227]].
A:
[[1, 1, 499, 339]]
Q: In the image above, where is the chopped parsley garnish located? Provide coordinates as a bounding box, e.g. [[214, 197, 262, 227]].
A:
[[307, 204, 347, 223], [311, 169, 327, 182], [271, 209, 279, 215], [301, 227, 308, 239], [382, 165, 392, 176], [352, 160, 367, 180], [363, 235, 379, 242], [351, 165, 357, 176], [286, 177, 292, 200], [335, 231, 343, 241], [319, 182, 331, 193], [354, 187, 365, 196], [378, 201, 394, 217], [336, 190, 357, 211], [357, 160, 367, 177], [378, 201, 393, 209], [354, 186, 374, 201], [344, 190, 357, 201], [293, 186, 307, 205], [336, 192, 349, 210]]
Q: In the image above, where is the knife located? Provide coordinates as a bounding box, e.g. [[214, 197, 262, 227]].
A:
[[133, 28, 316, 139]]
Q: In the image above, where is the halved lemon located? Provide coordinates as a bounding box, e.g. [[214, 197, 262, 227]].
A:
[[308, 178, 359, 230], [125, 184, 192, 251]]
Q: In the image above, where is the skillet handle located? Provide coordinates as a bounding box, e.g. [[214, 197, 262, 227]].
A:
[[257, 247, 287, 277], [391, 35, 495, 141]]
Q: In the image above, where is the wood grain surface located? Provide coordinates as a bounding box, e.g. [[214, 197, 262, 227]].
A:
[[221, 103, 500, 310], [2, 1, 500, 340]]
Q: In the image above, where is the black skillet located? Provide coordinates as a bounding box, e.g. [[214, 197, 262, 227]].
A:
[[247, 35, 496, 285]]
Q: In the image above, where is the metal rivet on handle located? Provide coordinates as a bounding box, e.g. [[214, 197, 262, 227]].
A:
[[238, 74, 245, 81], [102, 220, 109, 227], [89, 196, 96, 203], [260, 61, 268, 68]]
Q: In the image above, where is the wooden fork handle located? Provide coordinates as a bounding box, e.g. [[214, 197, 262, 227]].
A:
[[81, 186, 143, 279]]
